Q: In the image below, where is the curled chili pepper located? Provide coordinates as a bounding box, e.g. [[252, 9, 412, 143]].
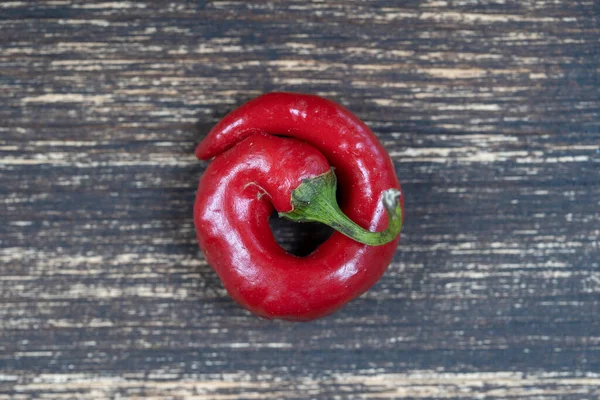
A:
[[194, 92, 403, 321]]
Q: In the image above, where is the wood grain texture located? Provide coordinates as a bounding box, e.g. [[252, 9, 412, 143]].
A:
[[1, 0, 599, 398]]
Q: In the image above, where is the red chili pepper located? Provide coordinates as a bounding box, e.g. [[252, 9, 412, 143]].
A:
[[194, 92, 403, 321]]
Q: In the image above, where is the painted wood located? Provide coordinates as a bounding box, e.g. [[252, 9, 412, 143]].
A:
[[1, 1, 599, 398]]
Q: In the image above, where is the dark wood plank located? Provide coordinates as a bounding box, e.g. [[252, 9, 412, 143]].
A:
[[1, 0, 599, 398]]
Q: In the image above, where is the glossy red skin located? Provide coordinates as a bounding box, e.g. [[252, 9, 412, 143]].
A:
[[194, 92, 403, 321]]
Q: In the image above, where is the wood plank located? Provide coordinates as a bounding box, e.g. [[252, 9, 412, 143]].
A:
[[1, 0, 599, 398]]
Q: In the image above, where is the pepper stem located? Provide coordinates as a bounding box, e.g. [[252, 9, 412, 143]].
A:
[[279, 169, 403, 246]]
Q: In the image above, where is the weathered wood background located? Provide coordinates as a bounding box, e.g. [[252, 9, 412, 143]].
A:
[[1, 1, 599, 398]]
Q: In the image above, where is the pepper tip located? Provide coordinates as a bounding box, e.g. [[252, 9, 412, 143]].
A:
[[194, 142, 209, 160]]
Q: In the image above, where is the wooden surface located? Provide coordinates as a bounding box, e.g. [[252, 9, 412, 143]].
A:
[[1, 1, 599, 398]]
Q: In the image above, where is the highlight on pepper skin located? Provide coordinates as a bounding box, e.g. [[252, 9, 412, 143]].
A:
[[194, 92, 404, 321]]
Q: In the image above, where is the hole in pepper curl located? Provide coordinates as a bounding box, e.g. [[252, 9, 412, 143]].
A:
[[269, 211, 333, 257]]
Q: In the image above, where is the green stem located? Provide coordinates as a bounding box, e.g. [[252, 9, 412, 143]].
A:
[[279, 169, 403, 246]]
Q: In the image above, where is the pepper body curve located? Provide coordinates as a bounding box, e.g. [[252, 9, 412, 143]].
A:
[[194, 92, 403, 321]]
